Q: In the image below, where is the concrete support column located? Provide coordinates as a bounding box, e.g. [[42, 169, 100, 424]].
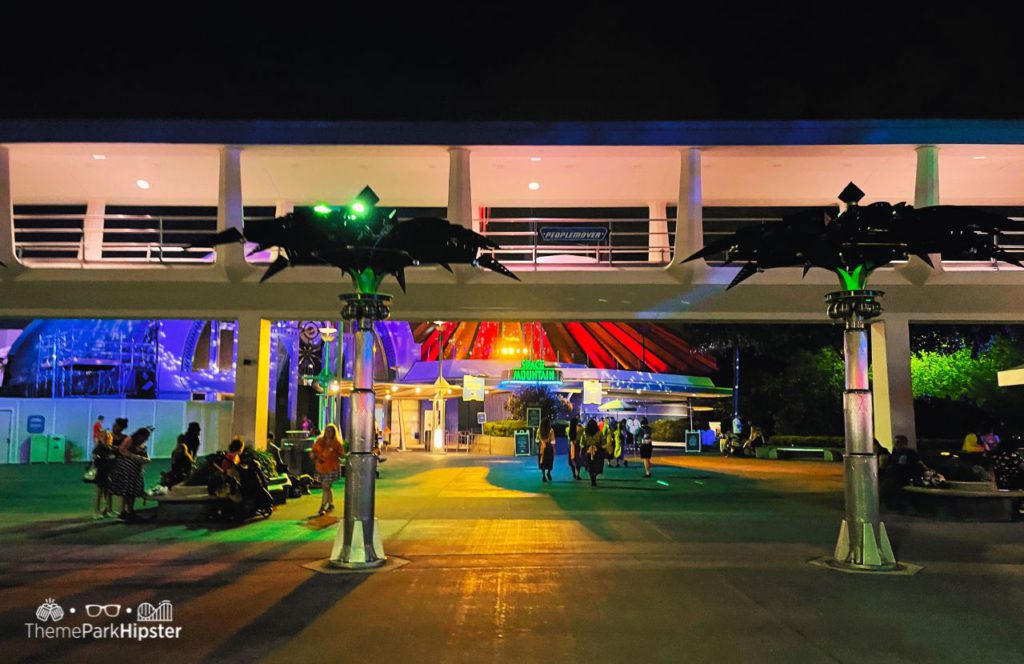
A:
[[269, 201, 293, 261], [914, 145, 940, 208], [671, 148, 705, 274], [82, 200, 105, 262], [900, 145, 942, 283], [871, 317, 917, 450], [915, 145, 942, 274], [0, 146, 23, 274], [217, 146, 248, 280], [340, 321, 355, 445], [286, 325, 300, 429], [233, 314, 272, 450], [209, 320, 221, 371], [647, 201, 670, 264], [447, 147, 475, 231]]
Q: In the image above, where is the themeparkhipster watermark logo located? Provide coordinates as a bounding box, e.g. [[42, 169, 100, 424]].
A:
[[25, 598, 182, 641]]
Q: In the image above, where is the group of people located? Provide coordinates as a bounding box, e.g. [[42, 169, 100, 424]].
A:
[[89, 415, 156, 521], [719, 415, 767, 457], [959, 427, 1024, 490], [89, 417, 205, 521], [537, 416, 655, 486], [878, 428, 1024, 508]]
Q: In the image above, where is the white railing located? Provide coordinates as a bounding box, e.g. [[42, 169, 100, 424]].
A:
[[13, 212, 1024, 271], [13, 213, 275, 265]]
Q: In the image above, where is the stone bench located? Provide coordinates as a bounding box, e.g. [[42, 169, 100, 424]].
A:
[[755, 446, 844, 461], [153, 475, 291, 520], [152, 486, 218, 521], [902, 484, 1024, 522]]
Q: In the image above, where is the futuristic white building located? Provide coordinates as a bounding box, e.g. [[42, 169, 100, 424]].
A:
[[3, 119, 1024, 451]]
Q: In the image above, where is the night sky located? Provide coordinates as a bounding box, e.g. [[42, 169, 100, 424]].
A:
[[2, 13, 1020, 122]]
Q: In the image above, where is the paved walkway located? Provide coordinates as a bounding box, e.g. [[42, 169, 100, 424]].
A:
[[0, 452, 1022, 663]]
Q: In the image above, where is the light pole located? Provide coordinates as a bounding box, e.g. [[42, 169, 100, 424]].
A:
[[825, 289, 898, 571], [330, 293, 390, 569], [432, 321, 454, 454], [303, 326, 339, 432]]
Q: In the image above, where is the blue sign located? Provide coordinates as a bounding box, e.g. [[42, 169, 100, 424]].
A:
[[538, 227, 609, 243], [27, 415, 46, 434]]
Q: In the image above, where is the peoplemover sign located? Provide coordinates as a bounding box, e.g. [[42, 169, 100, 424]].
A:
[[538, 227, 609, 243]]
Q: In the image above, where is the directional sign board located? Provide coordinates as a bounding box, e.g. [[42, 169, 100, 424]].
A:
[[463, 375, 485, 402]]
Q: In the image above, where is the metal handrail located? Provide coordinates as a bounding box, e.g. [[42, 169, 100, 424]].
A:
[[12, 213, 275, 265]]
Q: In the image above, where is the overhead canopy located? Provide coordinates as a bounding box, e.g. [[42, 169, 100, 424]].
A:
[[599, 399, 637, 412]]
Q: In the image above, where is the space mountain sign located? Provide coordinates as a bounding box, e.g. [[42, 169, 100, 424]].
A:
[[502, 360, 563, 384], [538, 226, 609, 243]]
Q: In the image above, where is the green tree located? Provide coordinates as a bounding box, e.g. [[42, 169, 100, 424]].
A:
[[751, 346, 845, 435], [505, 386, 569, 422], [911, 332, 1024, 434]]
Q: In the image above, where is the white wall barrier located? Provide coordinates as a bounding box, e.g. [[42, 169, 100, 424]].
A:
[[0, 398, 233, 463]]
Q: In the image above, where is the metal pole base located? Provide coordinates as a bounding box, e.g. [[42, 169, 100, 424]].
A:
[[827, 518, 901, 572], [328, 517, 386, 570], [329, 453, 386, 569]]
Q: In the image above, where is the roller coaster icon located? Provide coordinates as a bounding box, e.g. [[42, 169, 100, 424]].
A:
[[136, 600, 173, 623]]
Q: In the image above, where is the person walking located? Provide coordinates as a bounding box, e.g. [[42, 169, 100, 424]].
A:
[[91, 415, 105, 447], [604, 418, 617, 467], [638, 417, 654, 477], [91, 430, 116, 518], [537, 418, 555, 482], [567, 417, 582, 480], [109, 427, 152, 521], [615, 419, 628, 468], [582, 418, 606, 487], [311, 423, 344, 516]]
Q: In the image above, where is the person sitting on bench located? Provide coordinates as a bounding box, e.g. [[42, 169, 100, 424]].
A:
[[991, 438, 1024, 491], [881, 435, 926, 508], [743, 425, 767, 457], [161, 434, 194, 488]]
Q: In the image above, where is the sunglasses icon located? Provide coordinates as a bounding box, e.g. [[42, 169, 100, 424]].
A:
[[85, 604, 121, 618]]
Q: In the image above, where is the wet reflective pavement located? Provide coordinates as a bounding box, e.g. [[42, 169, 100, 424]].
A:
[[1, 452, 1022, 663]]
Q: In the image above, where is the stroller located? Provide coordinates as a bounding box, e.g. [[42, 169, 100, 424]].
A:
[[208, 453, 274, 521]]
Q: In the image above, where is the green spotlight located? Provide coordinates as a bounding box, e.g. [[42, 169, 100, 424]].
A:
[[313, 203, 333, 215], [351, 201, 367, 215]]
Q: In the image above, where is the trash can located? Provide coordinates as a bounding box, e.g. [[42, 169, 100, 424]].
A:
[[47, 435, 67, 463], [29, 434, 49, 463]]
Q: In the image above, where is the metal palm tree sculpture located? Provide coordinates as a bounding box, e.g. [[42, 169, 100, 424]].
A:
[[209, 185, 518, 290], [687, 182, 1023, 290], [685, 183, 1024, 573], [210, 186, 518, 569]]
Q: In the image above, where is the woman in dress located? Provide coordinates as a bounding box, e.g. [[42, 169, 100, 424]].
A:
[[537, 418, 555, 482], [582, 418, 606, 487], [567, 417, 582, 480], [638, 417, 654, 478], [109, 427, 152, 521], [91, 430, 117, 518], [310, 423, 344, 516]]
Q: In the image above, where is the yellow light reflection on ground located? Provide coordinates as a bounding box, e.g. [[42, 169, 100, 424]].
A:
[[391, 467, 542, 499]]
